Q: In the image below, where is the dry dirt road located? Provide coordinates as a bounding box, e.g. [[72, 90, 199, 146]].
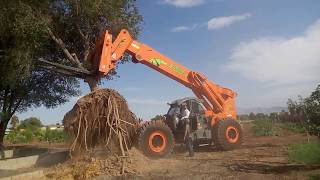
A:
[[109, 122, 320, 180]]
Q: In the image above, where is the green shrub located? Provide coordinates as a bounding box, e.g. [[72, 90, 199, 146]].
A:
[[18, 117, 43, 131], [252, 119, 279, 136], [5, 130, 18, 143], [21, 129, 33, 143], [288, 142, 320, 164], [6, 129, 34, 144], [280, 122, 306, 133], [44, 129, 68, 143], [5, 128, 68, 144], [33, 129, 46, 141]]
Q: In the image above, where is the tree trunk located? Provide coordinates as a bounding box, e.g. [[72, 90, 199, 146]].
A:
[[0, 116, 9, 158], [0, 92, 19, 151], [85, 77, 99, 92]]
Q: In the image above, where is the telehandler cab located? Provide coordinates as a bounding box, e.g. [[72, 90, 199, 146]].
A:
[[91, 29, 243, 158]]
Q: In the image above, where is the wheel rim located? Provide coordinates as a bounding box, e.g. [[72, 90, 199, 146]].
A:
[[225, 126, 239, 143], [148, 131, 167, 153]]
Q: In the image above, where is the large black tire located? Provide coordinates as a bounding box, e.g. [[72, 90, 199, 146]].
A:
[[138, 120, 175, 158], [212, 119, 243, 150]]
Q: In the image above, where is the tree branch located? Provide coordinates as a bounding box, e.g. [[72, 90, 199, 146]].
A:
[[47, 28, 84, 69], [2, 88, 8, 113], [77, 25, 87, 43], [10, 98, 22, 117], [74, 0, 91, 64], [36, 58, 93, 78], [76, 25, 90, 63], [7, 89, 15, 115]]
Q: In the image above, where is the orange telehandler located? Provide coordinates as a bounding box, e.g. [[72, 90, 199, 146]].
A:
[[91, 29, 242, 158]]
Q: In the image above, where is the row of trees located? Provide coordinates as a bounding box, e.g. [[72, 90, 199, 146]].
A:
[[0, 0, 143, 147], [10, 116, 43, 130], [238, 111, 290, 121], [239, 85, 320, 135], [286, 85, 320, 135], [5, 117, 67, 144]]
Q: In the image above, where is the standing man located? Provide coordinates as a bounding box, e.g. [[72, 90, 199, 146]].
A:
[[180, 103, 194, 157]]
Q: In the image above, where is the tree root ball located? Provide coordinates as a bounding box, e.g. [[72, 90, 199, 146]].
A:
[[63, 88, 139, 157]]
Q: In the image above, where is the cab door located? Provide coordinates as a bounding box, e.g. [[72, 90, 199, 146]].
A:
[[187, 100, 201, 131]]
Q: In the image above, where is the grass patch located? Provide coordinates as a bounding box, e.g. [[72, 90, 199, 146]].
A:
[[252, 119, 279, 136], [280, 122, 306, 133], [288, 142, 320, 164]]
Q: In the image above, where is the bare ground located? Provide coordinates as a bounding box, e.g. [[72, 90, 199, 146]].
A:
[[104, 121, 320, 180], [4, 121, 319, 180]]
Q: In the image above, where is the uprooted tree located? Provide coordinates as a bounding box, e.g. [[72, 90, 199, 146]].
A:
[[0, 0, 142, 147], [63, 89, 138, 156]]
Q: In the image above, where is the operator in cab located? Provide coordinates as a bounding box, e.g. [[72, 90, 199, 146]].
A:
[[180, 103, 194, 157]]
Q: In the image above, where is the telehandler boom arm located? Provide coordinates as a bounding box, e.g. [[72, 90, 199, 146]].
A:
[[93, 29, 237, 125]]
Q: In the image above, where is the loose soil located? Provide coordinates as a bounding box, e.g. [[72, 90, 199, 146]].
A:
[[44, 88, 320, 179], [43, 122, 320, 180], [96, 122, 320, 180]]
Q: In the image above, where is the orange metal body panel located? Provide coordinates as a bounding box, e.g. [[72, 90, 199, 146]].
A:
[[95, 29, 237, 125]]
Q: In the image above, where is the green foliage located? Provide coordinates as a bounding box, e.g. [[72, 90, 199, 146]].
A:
[[304, 85, 320, 134], [151, 115, 164, 121], [0, 0, 142, 144], [252, 119, 279, 136], [18, 117, 43, 130], [286, 84, 320, 136], [308, 174, 320, 180], [280, 122, 306, 133], [44, 129, 68, 143], [6, 129, 34, 144], [269, 112, 279, 121], [249, 112, 255, 120], [288, 142, 320, 164], [5, 130, 18, 143], [45, 0, 143, 75], [0, 1, 50, 88], [5, 128, 68, 144], [20, 129, 34, 143], [10, 115, 19, 129], [255, 113, 267, 119], [238, 114, 249, 120]]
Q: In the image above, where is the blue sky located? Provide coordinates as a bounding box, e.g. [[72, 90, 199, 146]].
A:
[[20, 0, 320, 124]]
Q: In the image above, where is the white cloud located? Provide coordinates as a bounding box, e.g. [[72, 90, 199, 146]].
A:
[[226, 19, 320, 85], [171, 24, 198, 32], [171, 26, 192, 32], [171, 13, 251, 32], [207, 13, 251, 30], [163, 0, 205, 8]]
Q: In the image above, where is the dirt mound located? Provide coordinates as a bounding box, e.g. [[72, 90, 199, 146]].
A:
[[63, 88, 138, 156]]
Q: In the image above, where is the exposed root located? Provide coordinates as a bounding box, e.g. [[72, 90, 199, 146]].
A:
[[62, 88, 139, 176]]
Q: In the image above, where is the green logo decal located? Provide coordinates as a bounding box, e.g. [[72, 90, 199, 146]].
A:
[[150, 58, 185, 75], [169, 64, 185, 74], [150, 58, 167, 66]]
